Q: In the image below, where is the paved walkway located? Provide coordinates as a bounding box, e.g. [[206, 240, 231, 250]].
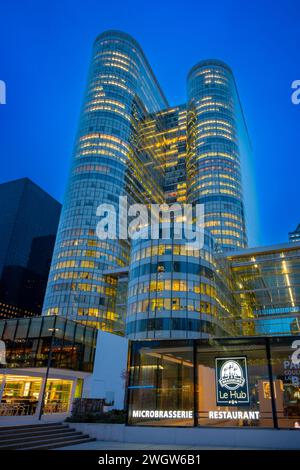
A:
[[56, 441, 250, 450]]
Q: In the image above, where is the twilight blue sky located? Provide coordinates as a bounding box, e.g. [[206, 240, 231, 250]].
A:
[[0, 0, 299, 247]]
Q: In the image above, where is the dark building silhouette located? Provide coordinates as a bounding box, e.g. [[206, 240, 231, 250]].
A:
[[0, 178, 61, 318]]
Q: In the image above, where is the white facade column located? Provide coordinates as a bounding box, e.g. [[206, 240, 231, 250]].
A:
[[0, 370, 7, 401]]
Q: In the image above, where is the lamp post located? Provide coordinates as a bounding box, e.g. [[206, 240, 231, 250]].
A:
[[38, 327, 59, 421]]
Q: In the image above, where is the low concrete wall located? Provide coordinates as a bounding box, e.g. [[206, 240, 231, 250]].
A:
[[70, 423, 300, 449], [0, 413, 68, 427]]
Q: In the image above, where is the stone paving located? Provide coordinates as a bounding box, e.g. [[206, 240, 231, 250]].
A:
[[56, 440, 250, 450]]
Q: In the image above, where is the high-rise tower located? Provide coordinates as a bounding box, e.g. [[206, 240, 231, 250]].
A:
[[187, 60, 248, 250], [42, 31, 168, 331], [43, 32, 250, 338]]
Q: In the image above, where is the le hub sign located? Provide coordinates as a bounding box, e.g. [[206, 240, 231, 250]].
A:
[[215, 356, 250, 406]]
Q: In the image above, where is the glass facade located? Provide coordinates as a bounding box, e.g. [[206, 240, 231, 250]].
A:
[[0, 315, 97, 372], [289, 224, 300, 243], [43, 379, 73, 413], [0, 376, 73, 415], [196, 338, 272, 427], [0, 316, 97, 416], [41, 31, 300, 342], [126, 227, 300, 340], [137, 105, 187, 205], [43, 30, 168, 331], [128, 341, 195, 426], [0, 178, 61, 318], [43, 31, 252, 336], [269, 336, 300, 428], [187, 60, 248, 250], [226, 242, 300, 336], [126, 229, 239, 339], [127, 336, 300, 429]]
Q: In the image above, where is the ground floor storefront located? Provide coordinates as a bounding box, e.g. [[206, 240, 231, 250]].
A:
[[0, 315, 97, 419], [0, 368, 86, 417], [127, 335, 300, 429]]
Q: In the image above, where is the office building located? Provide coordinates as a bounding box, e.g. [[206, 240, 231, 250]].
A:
[[126, 235, 300, 339], [226, 242, 300, 336], [1, 31, 300, 433], [43, 31, 300, 342], [289, 224, 300, 243], [0, 178, 61, 318], [43, 31, 249, 332], [187, 60, 248, 249], [126, 227, 240, 339]]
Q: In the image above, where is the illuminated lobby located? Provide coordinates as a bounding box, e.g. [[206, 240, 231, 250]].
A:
[[127, 335, 300, 429]]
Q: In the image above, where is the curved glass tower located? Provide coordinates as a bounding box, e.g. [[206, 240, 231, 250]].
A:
[[42, 31, 168, 331], [187, 60, 248, 250]]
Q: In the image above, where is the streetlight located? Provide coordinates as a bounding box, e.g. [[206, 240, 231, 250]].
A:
[[38, 327, 59, 421], [0, 340, 7, 410]]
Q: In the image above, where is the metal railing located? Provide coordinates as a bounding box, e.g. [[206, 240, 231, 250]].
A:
[[0, 402, 35, 416]]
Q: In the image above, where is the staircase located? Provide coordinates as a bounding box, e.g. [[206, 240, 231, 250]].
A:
[[0, 422, 96, 449]]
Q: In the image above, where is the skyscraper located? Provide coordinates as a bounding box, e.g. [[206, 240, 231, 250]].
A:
[[43, 31, 250, 335], [0, 178, 61, 318], [42, 31, 168, 331], [289, 224, 300, 243], [187, 60, 248, 250]]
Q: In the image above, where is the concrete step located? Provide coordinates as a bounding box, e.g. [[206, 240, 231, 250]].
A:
[[0, 430, 82, 445], [0, 432, 94, 450], [0, 422, 63, 433], [0, 422, 95, 450], [0, 425, 70, 440], [27, 436, 96, 450]]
